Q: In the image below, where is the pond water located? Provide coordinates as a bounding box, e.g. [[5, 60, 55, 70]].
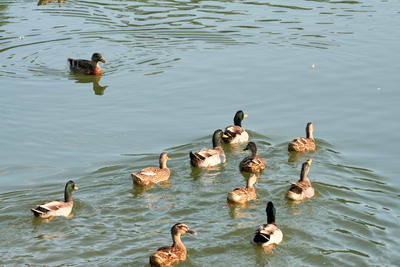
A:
[[0, 0, 399, 266]]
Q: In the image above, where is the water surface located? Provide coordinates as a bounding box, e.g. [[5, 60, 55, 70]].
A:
[[0, 0, 399, 266]]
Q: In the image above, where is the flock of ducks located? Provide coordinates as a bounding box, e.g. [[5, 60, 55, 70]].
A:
[[31, 55, 318, 266]]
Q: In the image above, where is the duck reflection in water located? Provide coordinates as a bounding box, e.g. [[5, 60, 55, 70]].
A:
[[68, 74, 109, 95], [37, 0, 65, 6]]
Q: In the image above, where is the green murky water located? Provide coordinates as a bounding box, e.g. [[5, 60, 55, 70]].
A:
[[1, 0, 399, 266]]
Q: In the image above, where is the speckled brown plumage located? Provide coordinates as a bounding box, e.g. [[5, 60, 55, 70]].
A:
[[149, 223, 197, 267], [239, 142, 266, 173], [288, 122, 316, 152], [286, 159, 315, 201], [227, 174, 258, 204], [131, 153, 171, 186]]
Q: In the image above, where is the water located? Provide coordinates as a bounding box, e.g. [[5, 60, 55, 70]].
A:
[[1, 0, 399, 266]]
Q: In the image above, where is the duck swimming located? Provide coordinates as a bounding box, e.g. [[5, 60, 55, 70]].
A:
[[288, 122, 316, 152], [31, 180, 78, 219], [252, 201, 283, 250], [239, 142, 266, 173], [222, 110, 249, 144], [149, 223, 197, 267], [67, 53, 107, 75], [286, 159, 315, 201], [131, 153, 171, 186], [190, 129, 228, 167], [227, 174, 258, 204]]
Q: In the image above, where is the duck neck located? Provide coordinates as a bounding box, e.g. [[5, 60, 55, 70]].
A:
[[159, 157, 168, 169], [249, 145, 258, 158], [172, 233, 185, 250], [300, 166, 309, 182], [306, 126, 314, 140], [64, 186, 73, 202], [234, 116, 242, 127], [246, 176, 257, 188], [266, 206, 276, 224], [212, 135, 221, 148]]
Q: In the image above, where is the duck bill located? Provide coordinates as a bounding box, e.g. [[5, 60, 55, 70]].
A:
[[167, 156, 172, 160], [222, 134, 229, 139], [74, 186, 79, 190], [188, 229, 197, 235], [244, 114, 248, 118], [101, 59, 107, 64]]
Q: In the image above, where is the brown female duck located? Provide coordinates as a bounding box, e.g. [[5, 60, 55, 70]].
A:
[[149, 223, 197, 267], [131, 153, 171, 186], [67, 53, 107, 75], [227, 174, 258, 204], [239, 142, 266, 173], [286, 159, 315, 201], [222, 110, 249, 144], [288, 122, 316, 152]]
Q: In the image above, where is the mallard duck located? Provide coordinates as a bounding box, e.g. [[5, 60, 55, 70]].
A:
[[31, 180, 78, 219], [239, 142, 266, 173], [222, 110, 249, 144], [227, 174, 258, 204], [131, 153, 171, 186], [286, 159, 315, 201], [189, 129, 228, 167], [288, 122, 316, 152], [67, 53, 107, 75], [149, 223, 197, 267], [252, 201, 283, 249]]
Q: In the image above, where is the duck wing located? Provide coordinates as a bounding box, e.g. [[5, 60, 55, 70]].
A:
[[68, 58, 95, 74]]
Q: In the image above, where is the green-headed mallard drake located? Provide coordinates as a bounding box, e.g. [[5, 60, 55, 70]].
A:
[[227, 174, 258, 204], [286, 159, 315, 201], [239, 142, 266, 173], [150, 223, 197, 267], [67, 53, 107, 75], [288, 122, 316, 152], [31, 180, 78, 219], [222, 110, 249, 144], [252, 201, 283, 249], [190, 129, 228, 167], [131, 153, 171, 186]]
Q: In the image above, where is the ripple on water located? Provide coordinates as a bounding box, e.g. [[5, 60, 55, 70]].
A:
[[1, 0, 377, 80], [1, 0, 399, 266]]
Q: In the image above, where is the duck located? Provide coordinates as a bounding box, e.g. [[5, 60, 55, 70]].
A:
[[131, 153, 171, 186], [189, 129, 228, 167], [286, 159, 315, 201], [222, 110, 249, 144], [67, 53, 107, 75], [239, 142, 266, 173], [31, 180, 78, 219], [288, 122, 316, 152], [227, 174, 258, 204], [149, 223, 197, 267], [252, 201, 283, 250]]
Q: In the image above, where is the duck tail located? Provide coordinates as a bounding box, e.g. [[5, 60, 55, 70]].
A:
[[189, 151, 205, 161], [131, 173, 143, 185], [189, 151, 205, 166], [30, 208, 44, 217], [227, 192, 241, 203], [149, 254, 164, 266]]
